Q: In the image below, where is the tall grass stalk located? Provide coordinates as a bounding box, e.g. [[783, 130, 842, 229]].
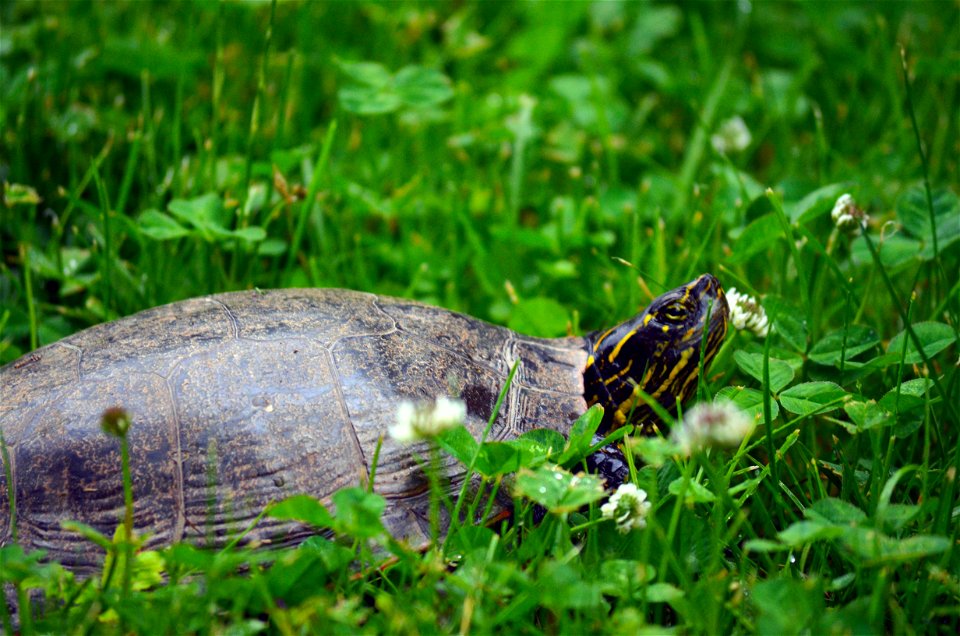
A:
[[19, 244, 38, 350], [675, 58, 731, 215], [287, 120, 337, 276], [115, 130, 142, 217], [140, 70, 157, 195], [53, 140, 112, 274], [119, 426, 134, 612], [899, 45, 939, 266], [92, 167, 114, 317], [860, 229, 957, 424], [445, 360, 519, 549], [243, 0, 278, 197]]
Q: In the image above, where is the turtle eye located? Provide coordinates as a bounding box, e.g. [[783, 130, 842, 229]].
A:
[[657, 302, 687, 324]]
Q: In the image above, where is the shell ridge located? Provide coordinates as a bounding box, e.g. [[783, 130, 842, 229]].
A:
[[500, 336, 523, 436], [323, 295, 399, 350], [208, 297, 240, 339], [370, 295, 402, 328], [327, 326, 399, 352], [364, 294, 403, 338], [516, 335, 583, 353], [0, 444, 15, 545], [164, 374, 188, 543], [322, 346, 370, 486], [386, 322, 512, 382], [55, 342, 83, 381], [372, 295, 518, 380], [501, 335, 523, 383], [507, 383, 580, 398]]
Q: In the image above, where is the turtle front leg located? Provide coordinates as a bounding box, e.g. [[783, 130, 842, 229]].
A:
[[584, 434, 630, 489]]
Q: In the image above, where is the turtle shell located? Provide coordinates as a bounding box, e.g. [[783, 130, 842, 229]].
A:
[[0, 289, 588, 572]]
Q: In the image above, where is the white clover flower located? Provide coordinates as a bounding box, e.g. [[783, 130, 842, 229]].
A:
[[431, 397, 467, 429], [725, 287, 769, 338], [830, 193, 868, 236], [391, 402, 418, 443], [600, 483, 652, 534], [711, 116, 752, 154], [672, 400, 756, 455], [389, 396, 467, 443]]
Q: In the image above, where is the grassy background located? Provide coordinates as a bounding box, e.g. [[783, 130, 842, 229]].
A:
[[1, 0, 958, 633], [2, 0, 956, 352]]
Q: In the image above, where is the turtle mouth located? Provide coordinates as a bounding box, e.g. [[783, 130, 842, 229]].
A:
[[685, 273, 729, 346]]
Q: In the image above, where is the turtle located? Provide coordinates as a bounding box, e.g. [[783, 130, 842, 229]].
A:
[[0, 274, 728, 573]]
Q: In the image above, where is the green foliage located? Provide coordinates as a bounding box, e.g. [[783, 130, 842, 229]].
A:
[[267, 494, 335, 529], [1, 0, 958, 633], [514, 466, 606, 514], [887, 321, 957, 364], [337, 61, 454, 115]]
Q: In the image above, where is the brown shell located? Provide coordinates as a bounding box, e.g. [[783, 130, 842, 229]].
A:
[[0, 289, 587, 571]]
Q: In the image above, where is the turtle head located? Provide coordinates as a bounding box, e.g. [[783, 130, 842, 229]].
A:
[[584, 274, 729, 435]]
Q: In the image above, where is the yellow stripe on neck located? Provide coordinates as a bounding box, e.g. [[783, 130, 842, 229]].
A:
[[607, 329, 636, 363]]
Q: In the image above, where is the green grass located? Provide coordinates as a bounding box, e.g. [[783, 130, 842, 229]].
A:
[[1, 0, 958, 633]]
